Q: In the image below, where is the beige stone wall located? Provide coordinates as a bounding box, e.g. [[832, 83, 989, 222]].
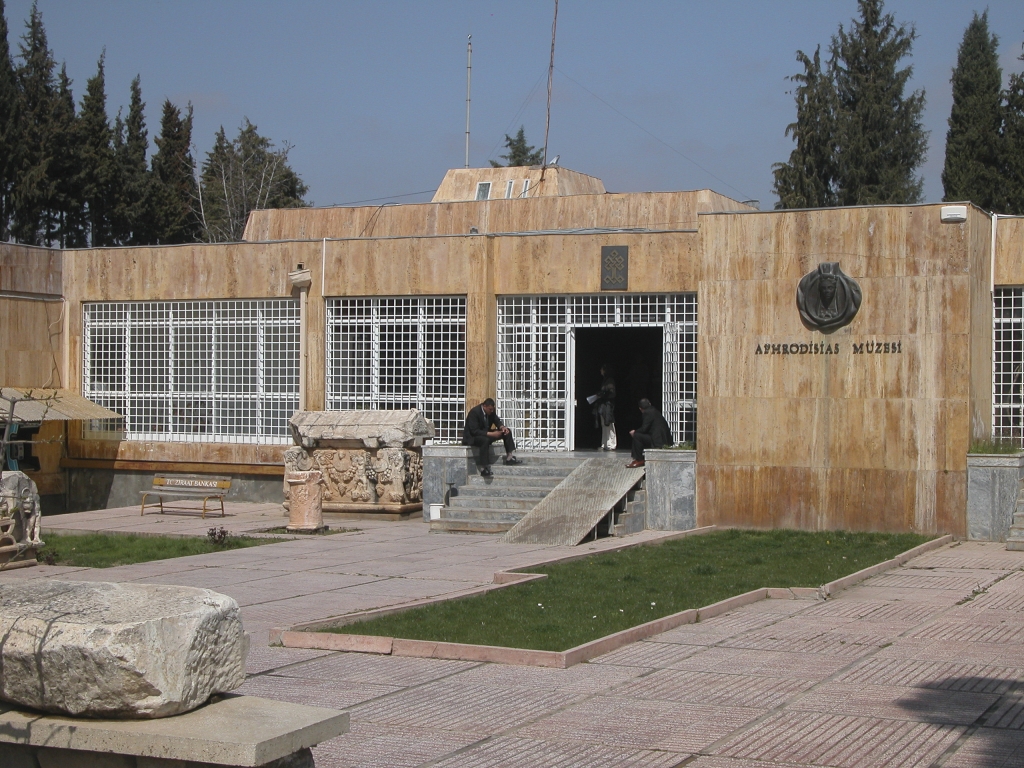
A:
[[431, 166, 606, 202], [61, 242, 322, 470], [1, 243, 67, 495], [994, 215, 1024, 286], [243, 189, 750, 242], [967, 207, 993, 444], [696, 205, 990, 536]]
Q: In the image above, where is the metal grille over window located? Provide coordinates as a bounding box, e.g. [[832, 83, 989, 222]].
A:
[[994, 288, 1024, 445], [82, 299, 299, 444], [326, 297, 467, 443], [497, 294, 697, 450]]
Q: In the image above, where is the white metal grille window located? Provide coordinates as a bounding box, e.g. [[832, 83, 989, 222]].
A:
[[326, 297, 467, 443], [497, 294, 697, 450], [82, 299, 299, 443], [994, 288, 1024, 445]]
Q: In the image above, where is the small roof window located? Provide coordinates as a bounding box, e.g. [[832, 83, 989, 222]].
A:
[[475, 182, 491, 201]]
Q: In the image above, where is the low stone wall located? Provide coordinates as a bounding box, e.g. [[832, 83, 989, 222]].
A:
[[644, 449, 697, 531], [68, 469, 285, 512], [422, 445, 481, 522], [966, 454, 1024, 541]]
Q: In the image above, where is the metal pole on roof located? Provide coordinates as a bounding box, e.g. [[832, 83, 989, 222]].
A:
[[465, 36, 472, 169], [541, 0, 559, 179]]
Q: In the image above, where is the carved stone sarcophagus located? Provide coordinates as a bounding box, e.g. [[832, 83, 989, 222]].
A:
[[284, 410, 434, 519]]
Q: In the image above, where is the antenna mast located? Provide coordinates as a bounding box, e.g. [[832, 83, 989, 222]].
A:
[[465, 35, 472, 169], [541, 0, 559, 179]]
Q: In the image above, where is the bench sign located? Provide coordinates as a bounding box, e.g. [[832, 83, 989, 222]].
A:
[[159, 478, 223, 488]]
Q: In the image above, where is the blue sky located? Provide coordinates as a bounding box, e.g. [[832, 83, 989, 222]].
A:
[[5, 1, 1024, 210]]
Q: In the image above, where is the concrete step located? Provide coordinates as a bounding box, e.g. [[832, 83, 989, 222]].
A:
[[472, 464, 577, 478], [430, 518, 518, 534], [464, 477, 566, 492], [613, 510, 646, 537], [448, 496, 538, 510], [440, 507, 527, 523], [456, 486, 552, 499]]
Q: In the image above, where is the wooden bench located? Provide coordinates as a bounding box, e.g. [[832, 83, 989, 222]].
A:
[[140, 474, 231, 519]]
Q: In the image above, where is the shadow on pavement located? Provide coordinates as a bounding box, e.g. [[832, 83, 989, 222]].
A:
[[897, 675, 1024, 768]]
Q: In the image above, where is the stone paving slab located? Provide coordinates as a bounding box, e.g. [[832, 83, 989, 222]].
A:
[[516, 697, 762, 754], [712, 711, 964, 767], [429, 735, 685, 768], [7, 510, 1024, 767]]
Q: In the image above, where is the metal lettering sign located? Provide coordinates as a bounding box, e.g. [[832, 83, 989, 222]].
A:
[[601, 246, 628, 291]]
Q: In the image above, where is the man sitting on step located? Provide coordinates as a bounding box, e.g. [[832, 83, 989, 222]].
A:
[[626, 398, 673, 468], [462, 398, 520, 477]]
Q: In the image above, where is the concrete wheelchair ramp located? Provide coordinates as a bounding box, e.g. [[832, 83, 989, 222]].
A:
[[502, 458, 645, 546]]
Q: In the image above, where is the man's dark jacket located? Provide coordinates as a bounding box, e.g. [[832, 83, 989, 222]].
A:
[[636, 405, 673, 448], [462, 405, 503, 444]]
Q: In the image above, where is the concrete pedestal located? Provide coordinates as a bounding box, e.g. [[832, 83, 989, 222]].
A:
[[966, 454, 1024, 542], [644, 449, 697, 531], [0, 695, 348, 768], [421, 444, 497, 522]]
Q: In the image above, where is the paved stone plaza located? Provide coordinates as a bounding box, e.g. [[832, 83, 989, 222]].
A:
[[2, 503, 1022, 767]]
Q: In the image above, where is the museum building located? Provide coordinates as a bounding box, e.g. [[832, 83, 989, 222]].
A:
[[2, 164, 1023, 539]]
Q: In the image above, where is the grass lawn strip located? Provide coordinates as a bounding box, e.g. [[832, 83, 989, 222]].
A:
[[313, 529, 934, 652], [39, 531, 285, 568]]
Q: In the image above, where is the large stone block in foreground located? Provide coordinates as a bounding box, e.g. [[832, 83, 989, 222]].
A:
[[0, 580, 248, 719]]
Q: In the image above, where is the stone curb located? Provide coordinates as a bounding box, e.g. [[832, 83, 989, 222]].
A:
[[820, 534, 954, 597], [274, 535, 955, 668], [282, 574, 549, 633]]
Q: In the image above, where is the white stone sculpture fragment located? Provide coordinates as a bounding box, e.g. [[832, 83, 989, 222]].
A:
[[0, 580, 248, 718]]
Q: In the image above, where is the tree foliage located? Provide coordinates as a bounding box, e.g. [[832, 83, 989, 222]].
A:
[[77, 53, 115, 246], [0, 2, 309, 247], [942, 12, 1003, 209], [1004, 40, 1024, 215], [0, 0, 18, 240], [11, 2, 57, 244], [197, 119, 308, 242], [150, 99, 199, 244], [772, 47, 838, 209], [490, 126, 543, 167], [773, 0, 927, 208]]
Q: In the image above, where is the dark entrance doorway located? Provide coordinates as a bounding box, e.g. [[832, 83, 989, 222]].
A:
[[573, 327, 663, 450]]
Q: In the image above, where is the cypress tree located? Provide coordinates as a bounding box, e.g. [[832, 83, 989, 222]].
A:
[[112, 75, 149, 244], [150, 99, 199, 244], [942, 12, 1003, 210], [11, 2, 56, 244], [775, 1, 927, 208], [0, 0, 19, 240], [1004, 41, 1024, 216], [831, 0, 927, 205], [49, 64, 85, 247], [490, 127, 543, 167], [78, 52, 115, 246], [772, 47, 838, 209]]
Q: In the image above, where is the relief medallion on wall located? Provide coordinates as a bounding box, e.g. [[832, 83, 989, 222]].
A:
[[796, 262, 862, 333]]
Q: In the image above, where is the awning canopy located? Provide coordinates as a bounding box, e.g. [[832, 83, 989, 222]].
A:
[[0, 388, 122, 422]]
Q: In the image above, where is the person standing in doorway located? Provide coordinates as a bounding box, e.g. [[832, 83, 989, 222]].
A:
[[462, 398, 519, 477], [626, 398, 673, 467], [589, 363, 617, 450]]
